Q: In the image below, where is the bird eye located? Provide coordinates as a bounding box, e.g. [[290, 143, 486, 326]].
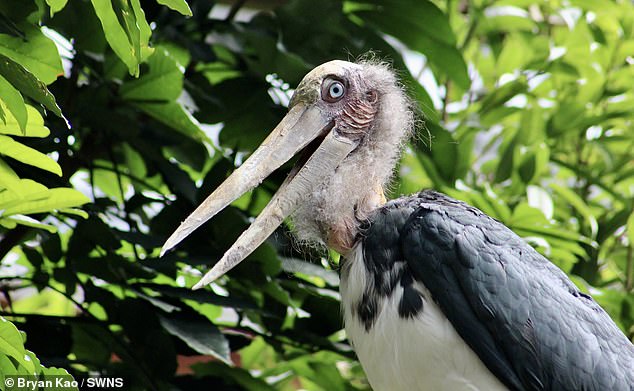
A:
[[322, 80, 346, 102]]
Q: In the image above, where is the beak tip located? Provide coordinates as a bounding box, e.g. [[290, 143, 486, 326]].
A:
[[161, 231, 185, 258], [161, 220, 201, 259], [193, 264, 226, 290]]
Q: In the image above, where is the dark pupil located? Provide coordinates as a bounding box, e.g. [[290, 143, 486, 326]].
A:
[[331, 85, 341, 96]]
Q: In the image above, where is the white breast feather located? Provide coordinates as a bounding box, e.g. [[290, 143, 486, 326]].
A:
[[340, 244, 508, 391]]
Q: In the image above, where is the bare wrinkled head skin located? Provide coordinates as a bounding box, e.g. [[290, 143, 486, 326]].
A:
[[290, 60, 414, 253], [161, 58, 414, 288]]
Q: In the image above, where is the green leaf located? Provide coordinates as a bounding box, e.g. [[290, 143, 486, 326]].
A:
[[496, 34, 548, 75], [0, 317, 34, 374], [0, 25, 63, 84], [158, 314, 231, 365], [427, 123, 459, 182], [91, 0, 140, 76], [354, 5, 470, 89], [46, 0, 69, 16], [518, 148, 537, 183], [351, 0, 457, 45], [0, 74, 26, 132], [156, 0, 192, 16], [1, 214, 57, 233], [1, 187, 90, 216], [137, 284, 259, 310], [0, 102, 50, 137], [550, 183, 599, 238], [0, 353, 17, 376], [0, 159, 19, 188], [0, 134, 61, 175], [120, 48, 183, 101], [130, 0, 154, 61], [549, 100, 586, 136], [0, 54, 64, 119], [494, 132, 517, 183], [403, 71, 439, 122], [59, 208, 89, 219], [481, 7, 536, 33], [417, 152, 448, 187], [479, 79, 528, 115], [280, 257, 340, 286], [132, 101, 210, 143], [513, 222, 591, 246], [111, 0, 142, 68], [135, 291, 181, 313], [0, 177, 45, 206]]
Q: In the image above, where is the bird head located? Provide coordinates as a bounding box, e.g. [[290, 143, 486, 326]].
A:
[[161, 60, 413, 289]]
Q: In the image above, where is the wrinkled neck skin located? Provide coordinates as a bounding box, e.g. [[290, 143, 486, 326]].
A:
[[291, 65, 413, 256], [292, 142, 391, 255]]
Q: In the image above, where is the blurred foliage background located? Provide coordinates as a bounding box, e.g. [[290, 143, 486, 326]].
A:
[[0, 0, 633, 389]]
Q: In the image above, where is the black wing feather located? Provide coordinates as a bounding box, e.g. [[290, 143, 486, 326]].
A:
[[370, 190, 634, 391]]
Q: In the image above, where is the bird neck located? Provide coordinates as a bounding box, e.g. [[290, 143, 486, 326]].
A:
[[290, 141, 397, 256], [325, 183, 387, 255]]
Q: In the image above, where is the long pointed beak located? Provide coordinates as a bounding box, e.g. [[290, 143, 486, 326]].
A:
[[160, 103, 358, 289]]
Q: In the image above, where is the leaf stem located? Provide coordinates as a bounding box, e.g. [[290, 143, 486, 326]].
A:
[[225, 0, 247, 22], [626, 245, 633, 292]]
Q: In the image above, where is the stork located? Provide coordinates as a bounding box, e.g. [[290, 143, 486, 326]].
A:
[[161, 60, 634, 390]]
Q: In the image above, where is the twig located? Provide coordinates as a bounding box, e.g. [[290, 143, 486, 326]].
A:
[[225, 0, 248, 22], [626, 245, 633, 292], [441, 81, 451, 122]]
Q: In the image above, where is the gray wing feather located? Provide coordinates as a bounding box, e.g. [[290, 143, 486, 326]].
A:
[[388, 190, 634, 390]]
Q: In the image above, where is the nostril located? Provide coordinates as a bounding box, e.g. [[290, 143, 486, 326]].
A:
[[367, 90, 378, 104]]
